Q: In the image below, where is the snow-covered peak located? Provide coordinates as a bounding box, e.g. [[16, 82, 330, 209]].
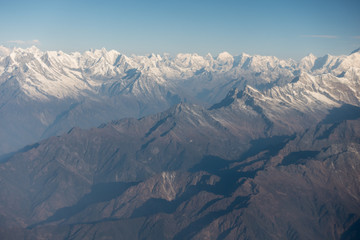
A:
[[174, 53, 208, 70], [212, 52, 234, 72], [1, 46, 359, 104], [205, 53, 213, 60], [10, 46, 43, 57], [27, 45, 42, 55], [333, 52, 360, 74], [216, 51, 233, 62], [237, 54, 281, 72], [299, 53, 317, 70]]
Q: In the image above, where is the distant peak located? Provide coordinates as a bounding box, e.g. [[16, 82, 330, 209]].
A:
[[205, 53, 213, 60], [240, 52, 251, 58], [27, 45, 41, 52], [217, 51, 233, 61], [148, 53, 162, 60], [303, 53, 317, 59]]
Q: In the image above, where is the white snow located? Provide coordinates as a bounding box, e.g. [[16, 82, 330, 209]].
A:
[[0, 46, 359, 108]]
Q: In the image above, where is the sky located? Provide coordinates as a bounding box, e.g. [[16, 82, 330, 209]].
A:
[[0, 0, 359, 60]]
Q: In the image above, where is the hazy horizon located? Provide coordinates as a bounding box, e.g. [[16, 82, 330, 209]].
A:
[[1, 0, 359, 60]]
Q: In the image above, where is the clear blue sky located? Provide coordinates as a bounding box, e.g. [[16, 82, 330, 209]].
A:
[[1, 0, 359, 59]]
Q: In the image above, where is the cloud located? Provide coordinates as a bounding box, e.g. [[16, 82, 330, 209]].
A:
[[301, 35, 338, 39], [6, 39, 41, 46], [31, 39, 40, 44], [7, 40, 26, 45], [353, 36, 360, 39]]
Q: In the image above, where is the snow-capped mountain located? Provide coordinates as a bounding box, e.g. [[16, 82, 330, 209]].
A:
[[0, 46, 359, 155], [0, 53, 360, 239]]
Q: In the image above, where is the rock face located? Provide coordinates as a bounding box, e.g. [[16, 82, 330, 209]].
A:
[[0, 50, 360, 239]]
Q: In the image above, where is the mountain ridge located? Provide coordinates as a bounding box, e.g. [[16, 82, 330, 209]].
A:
[[0, 46, 359, 156]]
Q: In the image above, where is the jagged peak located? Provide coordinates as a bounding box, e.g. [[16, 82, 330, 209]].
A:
[[300, 53, 317, 62], [299, 53, 317, 69], [9, 46, 42, 57], [209, 86, 263, 110], [148, 53, 163, 61], [240, 52, 251, 58], [306, 53, 316, 59], [205, 53, 213, 60], [27, 45, 41, 53]]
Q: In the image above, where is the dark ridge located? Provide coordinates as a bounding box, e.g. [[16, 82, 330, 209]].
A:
[[291, 76, 300, 83], [337, 71, 346, 78], [280, 151, 320, 166], [123, 68, 140, 80], [131, 198, 176, 218], [189, 155, 229, 174], [29, 181, 138, 228], [224, 135, 296, 172], [41, 102, 81, 138], [293, 70, 301, 76], [0, 152, 15, 163], [97, 123, 107, 128], [197, 198, 222, 215], [67, 127, 79, 134], [140, 137, 156, 150], [241, 57, 251, 69], [311, 55, 329, 71], [145, 116, 170, 138], [113, 54, 123, 66], [316, 122, 340, 140], [341, 219, 360, 240], [195, 67, 206, 75], [160, 122, 176, 137], [208, 89, 237, 110], [173, 196, 250, 240], [0, 143, 40, 163], [237, 135, 295, 162], [107, 69, 140, 95], [350, 48, 360, 55], [190, 135, 294, 174], [244, 97, 273, 134], [322, 104, 360, 124]]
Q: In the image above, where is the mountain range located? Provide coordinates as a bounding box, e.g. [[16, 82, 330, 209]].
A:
[[1, 46, 359, 155], [0, 47, 360, 239]]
